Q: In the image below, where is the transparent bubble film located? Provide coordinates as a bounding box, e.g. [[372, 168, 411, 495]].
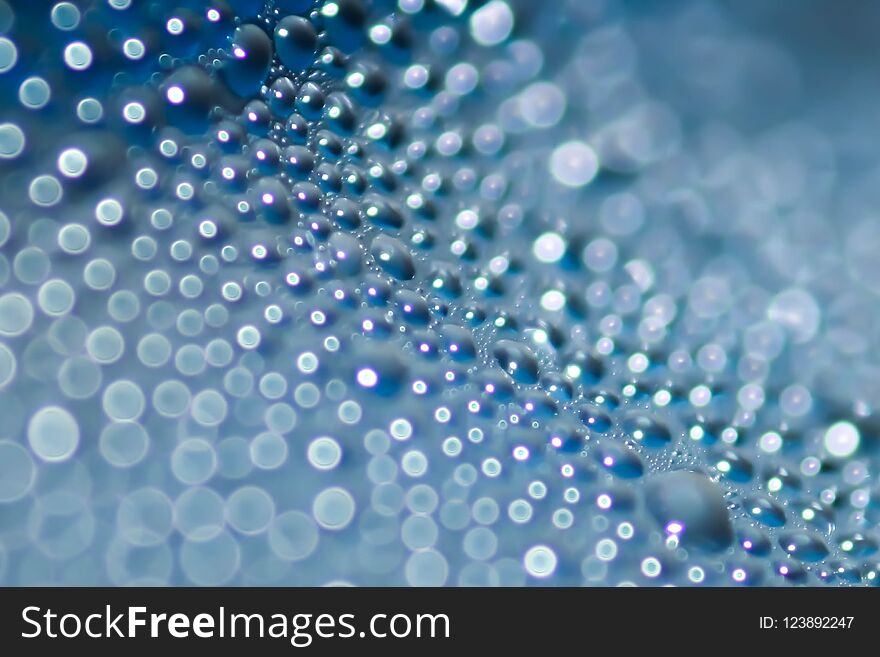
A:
[[0, 0, 879, 587]]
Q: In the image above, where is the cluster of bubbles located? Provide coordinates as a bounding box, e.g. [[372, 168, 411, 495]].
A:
[[0, 0, 879, 587]]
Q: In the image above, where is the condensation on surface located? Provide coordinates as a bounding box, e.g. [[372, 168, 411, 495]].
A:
[[0, 0, 879, 587]]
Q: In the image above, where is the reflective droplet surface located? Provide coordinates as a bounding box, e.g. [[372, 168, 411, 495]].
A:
[[644, 471, 733, 553], [493, 340, 539, 385], [0, 0, 875, 589]]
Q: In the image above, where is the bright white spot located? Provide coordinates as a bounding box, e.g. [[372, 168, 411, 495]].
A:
[[357, 368, 378, 388], [470, 1, 514, 46], [758, 431, 783, 454], [166, 86, 185, 104], [435, 0, 467, 16], [824, 421, 859, 458], [57, 148, 88, 178], [550, 140, 599, 187], [540, 289, 566, 311], [533, 231, 566, 263], [523, 545, 557, 578], [63, 41, 93, 70]]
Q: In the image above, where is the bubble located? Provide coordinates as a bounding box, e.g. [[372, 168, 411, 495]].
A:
[[151, 379, 190, 418], [57, 223, 90, 254], [180, 531, 240, 586], [222, 22, 273, 97], [595, 538, 618, 561], [338, 400, 362, 424], [250, 432, 288, 470], [402, 515, 439, 550], [464, 526, 498, 560], [313, 487, 356, 530], [258, 372, 287, 400], [102, 380, 145, 421], [215, 437, 251, 480], [758, 431, 783, 454], [76, 98, 103, 123], [0, 0, 872, 589], [779, 384, 812, 417], [236, 325, 261, 350], [401, 450, 428, 477], [136, 333, 170, 368], [493, 339, 539, 384], [368, 455, 398, 485], [644, 471, 733, 552], [116, 488, 173, 547], [29, 175, 62, 206], [371, 234, 416, 280], [0, 342, 14, 390], [519, 82, 566, 128], [175, 344, 206, 376], [174, 487, 225, 541], [121, 38, 145, 61], [533, 232, 566, 263], [528, 481, 547, 500], [63, 42, 93, 70], [778, 531, 829, 562], [83, 258, 116, 290], [275, 15, 317, 71], [133, 236, 158, 262], [550, 140, 599, 187], [405, 549, 449, 586], [13, 247, 49, 286], [171, 439, 217, 485], [268, 511, 319, 561], [470, 0, 514, 46], [0, 123, 25, 158], [622, 413, 672, 449], [191, 389, 228, 427], [508, 499, 533, 524], [58, 356, 101, 400], [767, 288, 820, 343], [584, 238, 618, 272], [824, 421, 859, 458], [165, 85, 185, 105], [641, 557, 662, 578], [357, 368, 378, 387], [122, 101, 145, 123], [0, 36, 16, 73], [106, 539, 172, 586], [28, 494, 95, 560], [294, 382, 320, 408], [446, 62, 479, 95], [405, 486, 439, 516], [265, 402, 297, 434], [293, 351, 317, 374], [523, 545, 557, 578], [100, 422, 149, 468], [744, 496, 786, 527], [553, 508, 574, 529], [695, 344, 726, 375], [19, 77, 51, 109], [307, 436, 342, 471], [37, 278, 74, 317], [51, 2, 81, 30], [86, 326, 124, 363], [0, 441, 36, 502], [27, 406, 79, 462], [144, 270, 171, 296], [225, 486, 274, 536]]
